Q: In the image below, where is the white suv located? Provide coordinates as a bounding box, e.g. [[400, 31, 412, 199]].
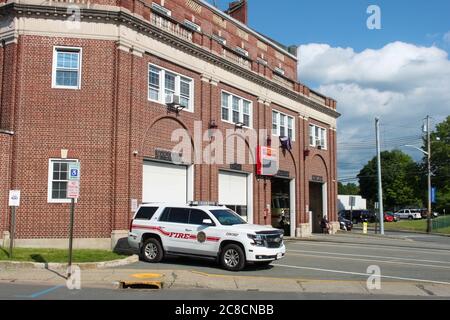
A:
[[128, 202, 286, 271], [395, 209, 422, 220]]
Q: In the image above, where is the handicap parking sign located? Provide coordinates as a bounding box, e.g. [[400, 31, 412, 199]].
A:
[[69, 163, 80, 181]]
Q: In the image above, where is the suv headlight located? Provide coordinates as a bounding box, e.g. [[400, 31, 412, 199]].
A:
[[247, 234, 265, 246]]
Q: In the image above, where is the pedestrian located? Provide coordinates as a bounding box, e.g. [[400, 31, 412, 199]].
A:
[[320, 215, 330, 234]]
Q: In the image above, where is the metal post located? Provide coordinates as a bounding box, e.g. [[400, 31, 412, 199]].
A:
[[426, 115, 432, 234], [68, 198, 75, 277], [375, 117, 385, 235], [9, 206, 16, 258]]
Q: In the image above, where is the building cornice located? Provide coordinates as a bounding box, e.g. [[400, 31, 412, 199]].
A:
[[0, 3, 340, 119]]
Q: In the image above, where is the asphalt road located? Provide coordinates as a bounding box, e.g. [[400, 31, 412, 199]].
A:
[[116, 233, 450, 284], [2, 233, 450, 300]]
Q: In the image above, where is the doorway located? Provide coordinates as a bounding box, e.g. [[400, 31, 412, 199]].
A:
[[309, 182, 325, 233], [271, 177, 294, 236]]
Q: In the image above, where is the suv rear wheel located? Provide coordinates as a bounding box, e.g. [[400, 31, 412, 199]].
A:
[[220, 244, 246, 271], [141, 238, 163, 263]]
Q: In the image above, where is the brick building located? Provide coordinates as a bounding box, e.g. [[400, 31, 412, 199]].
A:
[[0, 0, 340, 249]]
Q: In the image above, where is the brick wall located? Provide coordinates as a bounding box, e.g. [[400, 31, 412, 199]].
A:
[[0, 32, 337, 240]]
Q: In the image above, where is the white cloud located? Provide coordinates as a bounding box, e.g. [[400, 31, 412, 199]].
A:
[[444, 31, 450, 44], [297, 42, 450, 182]]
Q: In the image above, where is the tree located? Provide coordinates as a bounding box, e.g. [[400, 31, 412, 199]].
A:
[[338, 182, 360, 195], [429, 116, 450, 213], [358, 150, 422, 210]]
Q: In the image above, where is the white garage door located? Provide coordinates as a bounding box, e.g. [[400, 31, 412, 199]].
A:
[[219, 171, 248, 219], [143, 161, 188, 203]]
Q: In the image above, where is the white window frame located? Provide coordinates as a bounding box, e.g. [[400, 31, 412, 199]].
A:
[[52, 46, 82, 90], [148, 63, 195, 112], [272, 110, 295, 141], [47, 158, 79, 203], [220, 90, 253, 128], [309, 124, 327, 149]]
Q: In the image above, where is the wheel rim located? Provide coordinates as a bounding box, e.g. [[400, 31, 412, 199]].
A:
[[144, 243, 158, 260], [224, 249, 240, 267]]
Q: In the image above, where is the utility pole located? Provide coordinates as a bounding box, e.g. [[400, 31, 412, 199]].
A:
[[426, 115, 432, 233], [375, 117, 385, 235]]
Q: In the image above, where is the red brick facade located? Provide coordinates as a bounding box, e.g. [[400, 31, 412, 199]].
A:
[[0, 0, 339, 247]]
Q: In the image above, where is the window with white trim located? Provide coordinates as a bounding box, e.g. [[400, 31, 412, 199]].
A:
[[52, 47, 82, 89], [272, 110, 295, 140], [309, 124, 327, 149], [47, 159, 78, 203], [221, 91, 252, 127], [148, 64, 194, 111]]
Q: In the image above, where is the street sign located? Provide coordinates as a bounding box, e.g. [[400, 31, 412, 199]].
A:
[[375, 202, 379, 209], [8, 190, 21, 207], [431, 187, 437, 204], [69, 163, 80, 181], [349, 196, 356, 207], [67, 181, 80, 199]]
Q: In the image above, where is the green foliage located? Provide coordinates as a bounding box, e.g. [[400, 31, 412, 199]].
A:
[[338, 182, 360, 195], [430, 116, 450, 213], [358, 150, 423, 210]]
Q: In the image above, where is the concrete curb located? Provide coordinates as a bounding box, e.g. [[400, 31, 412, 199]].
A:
[[0, 254, 139, 270]]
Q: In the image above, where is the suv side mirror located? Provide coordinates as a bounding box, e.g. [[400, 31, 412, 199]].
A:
[[203, 219, 214, 225]]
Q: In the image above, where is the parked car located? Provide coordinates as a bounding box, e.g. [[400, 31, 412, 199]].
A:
[[338, 210, 376, 223], [394, 209, 422, 220], [338, 215, 353, 231], [419, 209, 439, 219], [384, 212, 398, 222], [128, 202, 286, 271]]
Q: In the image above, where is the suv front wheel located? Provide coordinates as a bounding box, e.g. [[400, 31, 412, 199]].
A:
[[141, 238, 164, 263], [220, 244, 246, 271]]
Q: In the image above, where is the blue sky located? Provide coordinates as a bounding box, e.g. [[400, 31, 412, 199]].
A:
[[213, 0, 450, 53], [210, 1, 450, 183]]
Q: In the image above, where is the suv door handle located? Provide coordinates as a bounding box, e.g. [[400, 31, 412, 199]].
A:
[[185, 229, 193, 232]]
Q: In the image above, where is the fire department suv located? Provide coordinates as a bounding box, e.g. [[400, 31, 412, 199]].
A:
[[128, 202, 286, 271]]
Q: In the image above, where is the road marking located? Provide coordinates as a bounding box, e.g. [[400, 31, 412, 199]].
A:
[[272, 263, 450, 286], [15, 285, 64, 299], [190, 270, 407, 284], [290, 241, 450, 255], [288, 249, 450, 265], [286, 251, 450, 270]]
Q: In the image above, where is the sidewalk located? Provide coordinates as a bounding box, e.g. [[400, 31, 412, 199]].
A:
[[1, 266, 450, 298]]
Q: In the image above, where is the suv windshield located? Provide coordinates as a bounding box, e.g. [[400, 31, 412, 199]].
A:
[[210, 209, 247, 226]]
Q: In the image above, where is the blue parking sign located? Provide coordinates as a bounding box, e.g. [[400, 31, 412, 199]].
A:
[[69, 163, 80, 181], [431, 187, 437, 204]]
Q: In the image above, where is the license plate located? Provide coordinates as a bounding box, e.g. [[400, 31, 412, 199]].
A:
[[276, 252, 283, 260]]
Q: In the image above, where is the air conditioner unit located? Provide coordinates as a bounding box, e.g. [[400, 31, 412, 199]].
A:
[[235, 47, 249, 57], [166, 94, 181, 106], [183, 20, 201, 32], [274, 67, 285, 76], [151, 3, 171, 17], [315, 139, 322, 149], [212, 34, 226, 46], [257, 57, 268, 66]]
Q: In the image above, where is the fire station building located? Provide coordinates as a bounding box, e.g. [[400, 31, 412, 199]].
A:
[[0, 0, 340, 249]]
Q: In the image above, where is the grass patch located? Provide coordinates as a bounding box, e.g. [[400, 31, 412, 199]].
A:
[[0, 247, 128, 263], [368, 216, 450, 235]]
